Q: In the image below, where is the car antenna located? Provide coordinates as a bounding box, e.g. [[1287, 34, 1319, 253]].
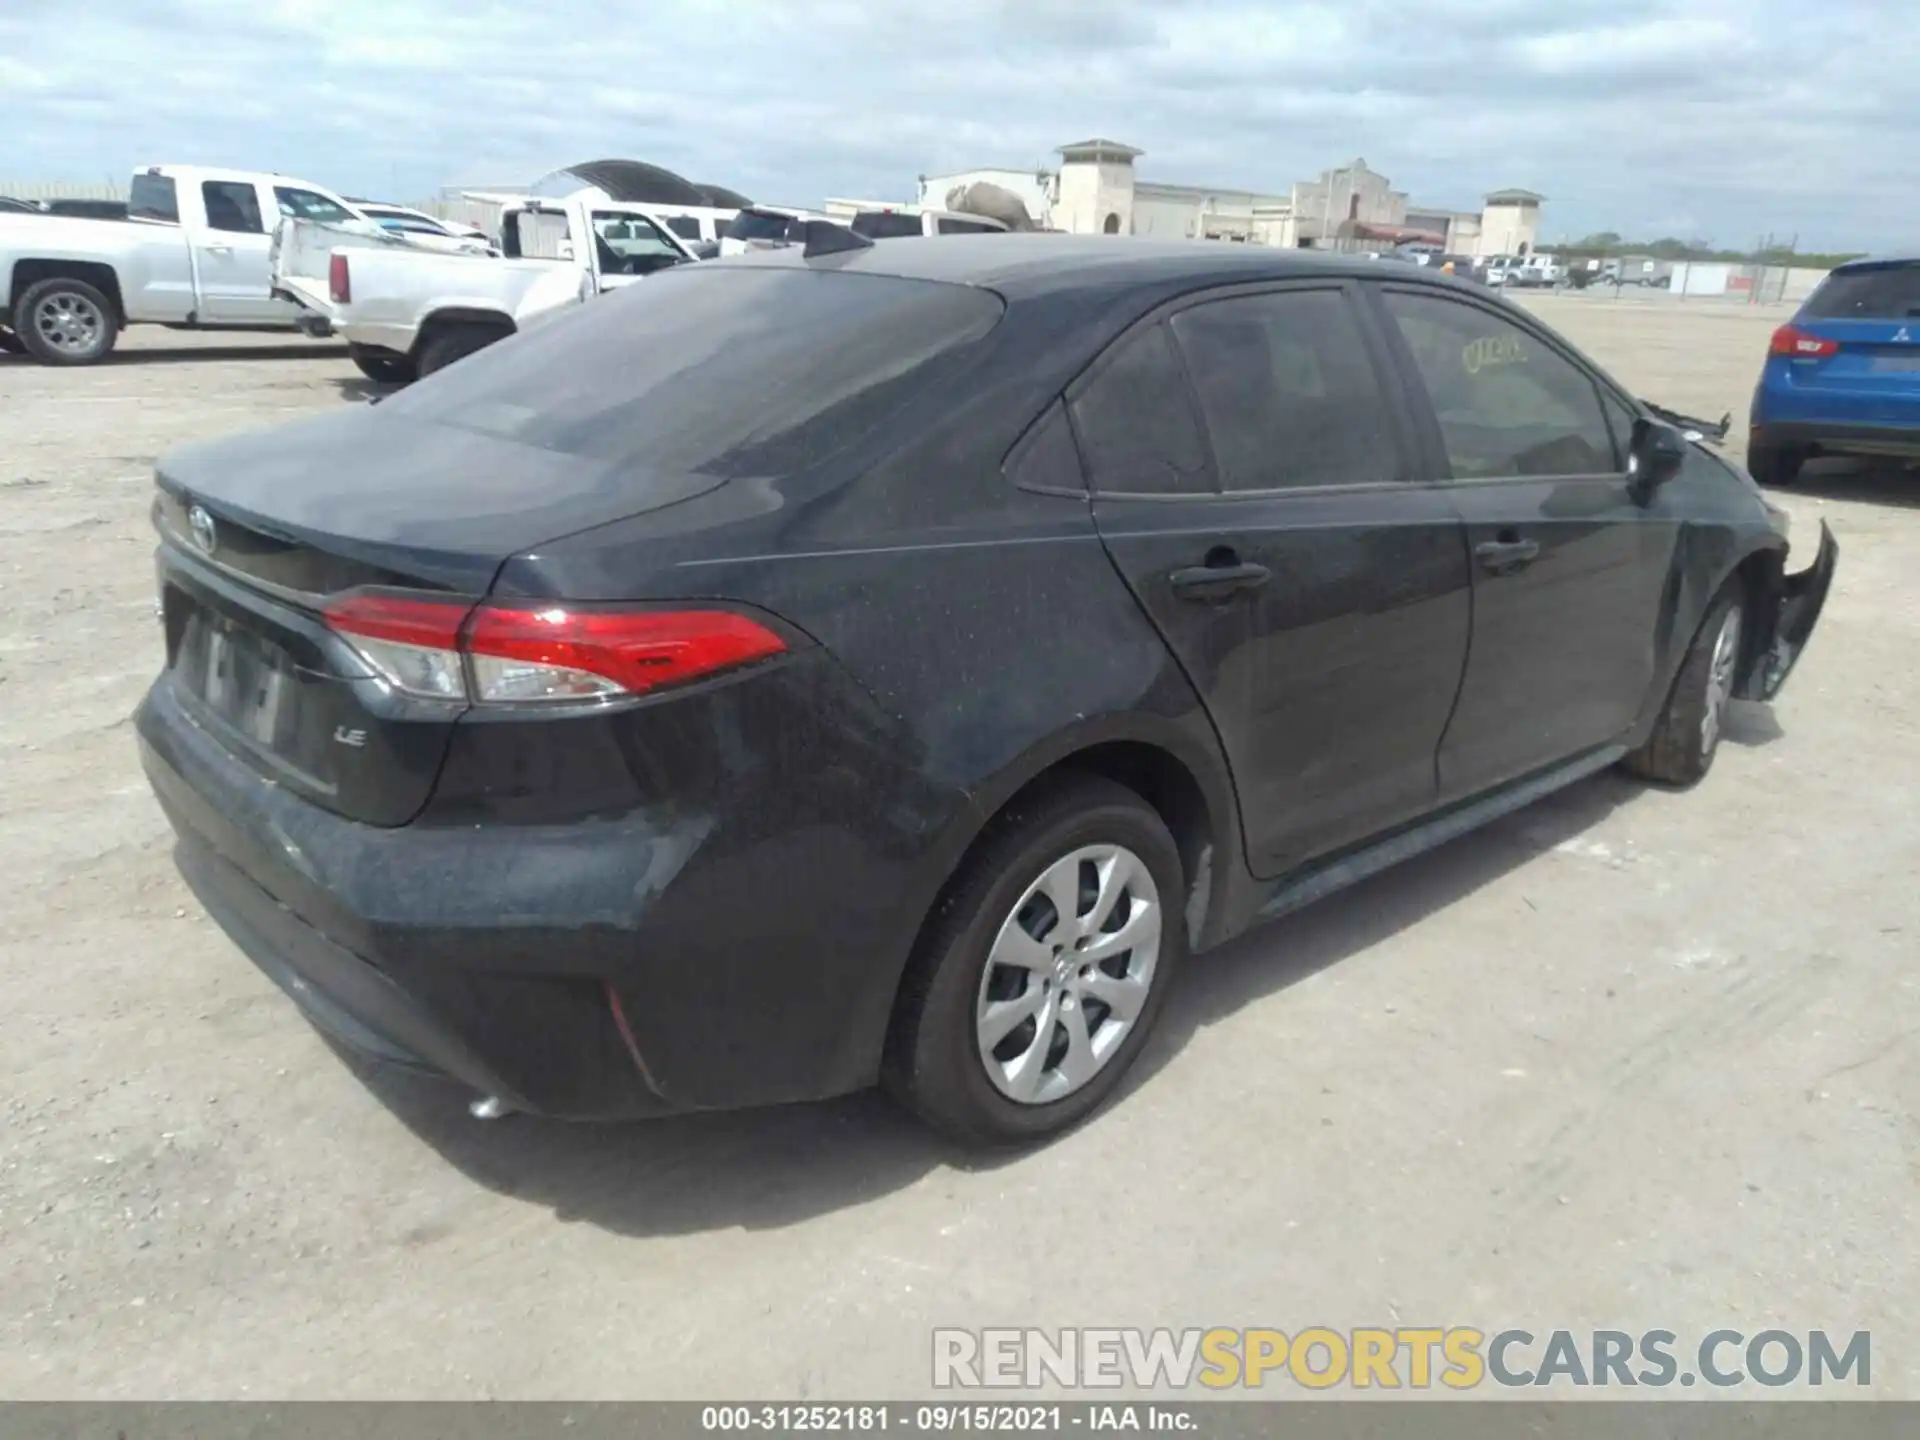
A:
[[799, 219, 873, 259]]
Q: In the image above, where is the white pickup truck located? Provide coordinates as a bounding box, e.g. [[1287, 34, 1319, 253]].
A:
[[0, 164, 380, 365], [271, 190, 699, 384]]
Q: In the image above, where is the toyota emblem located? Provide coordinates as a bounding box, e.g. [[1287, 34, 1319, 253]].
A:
[[187, 504, 217, 555]]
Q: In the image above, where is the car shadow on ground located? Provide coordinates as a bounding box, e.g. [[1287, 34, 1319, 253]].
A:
[[98, 343, 351, 365], [329, 376, 401, 403], [1772, 457, 1920, 512], [344, 765, 1706, 1239]]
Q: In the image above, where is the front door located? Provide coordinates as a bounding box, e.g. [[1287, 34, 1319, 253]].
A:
[[1371, 285, 1680, 799], [1080, 284, 1473, 879]]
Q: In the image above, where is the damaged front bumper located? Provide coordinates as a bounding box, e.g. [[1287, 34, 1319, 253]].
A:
[[1740, 520, 1839, 701]]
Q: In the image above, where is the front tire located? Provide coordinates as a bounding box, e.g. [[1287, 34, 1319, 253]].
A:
[[1624, 589, 1745, 787], [347, 343, 417, 385], [15, 277, 118, 365], [885, 775, 1187, 1147]]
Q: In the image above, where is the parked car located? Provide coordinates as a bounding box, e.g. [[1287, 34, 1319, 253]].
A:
[[136, 236, 1834, 1146], [345, 200, 495, 252], [718, 203, 831, 257], [850, 206, 1011, 238], [0, 164, 369, 364], [0, 196, 40, 215], [1749, 252, 1920, 485], [45, 198, 130, 221], [270, 192, 698, 383]]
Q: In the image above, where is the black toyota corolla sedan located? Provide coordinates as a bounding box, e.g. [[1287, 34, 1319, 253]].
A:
[[136, 233, 1836, 1146]]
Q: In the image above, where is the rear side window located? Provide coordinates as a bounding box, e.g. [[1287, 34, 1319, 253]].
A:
[[1068, 323, 1210, 495], [852, 212, 924, 239], [200, 180, 263, 234], [1801, 264, 1920, 320], [128, 173, 179, 223], [382, 268, 1003, 476], [1170, 289, 1400, 491]]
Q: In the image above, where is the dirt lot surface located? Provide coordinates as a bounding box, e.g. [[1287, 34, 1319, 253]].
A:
[[2, 299, 1915, 1399]]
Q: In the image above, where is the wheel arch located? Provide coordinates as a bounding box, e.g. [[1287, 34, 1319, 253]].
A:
[[879, 716, 1244, 1064], [8, 259, 126, 326], [410, 306, 515, 356]]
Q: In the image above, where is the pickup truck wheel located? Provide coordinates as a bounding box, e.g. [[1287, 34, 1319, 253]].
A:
[[347, 344, 417, 385], [0, 328, 24, 356], [16, 277, 118, 365], [1623, 588, 1745, 788], [417, 325, 505, 378]]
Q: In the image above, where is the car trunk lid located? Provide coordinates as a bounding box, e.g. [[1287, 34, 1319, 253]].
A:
[[152, 406, 725, 826], [1787, 262, 1920, 399]]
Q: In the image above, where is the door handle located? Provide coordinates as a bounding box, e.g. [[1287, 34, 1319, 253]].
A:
[[1475, 536, 1540, 576], [204, 244, 233, 255], [1169, 553, 1272, 602]]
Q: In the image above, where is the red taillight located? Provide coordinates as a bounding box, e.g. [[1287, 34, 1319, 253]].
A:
[[322, 591, 787, 705], [1770, 324, 1837, 358], [329, 252, 351, 304]]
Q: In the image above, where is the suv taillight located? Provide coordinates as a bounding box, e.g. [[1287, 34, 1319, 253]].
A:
[[329, 252, 351, 305], [1770, 324, 1837, 358], [322, 592, 788, 705]]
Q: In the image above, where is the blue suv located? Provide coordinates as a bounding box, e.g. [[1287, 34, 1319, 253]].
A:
[[1749, 254, 1920, 484]]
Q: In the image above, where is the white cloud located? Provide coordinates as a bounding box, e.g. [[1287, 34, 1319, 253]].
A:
[[0, 0, 1909, 250]]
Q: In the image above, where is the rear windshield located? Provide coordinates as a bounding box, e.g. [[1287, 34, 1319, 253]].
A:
[[1802, 263, 1920, 320], [383, 267, 1004, 476], [726, 210, 796, 242], [128, 173, 179, 223], [852, 212, 924, 239]]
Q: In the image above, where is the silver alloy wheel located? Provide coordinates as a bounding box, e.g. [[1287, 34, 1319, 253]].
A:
[[33, 290, 106, 356], [1701, 607, 1742, 752], [975, 843, 1162, 1105]]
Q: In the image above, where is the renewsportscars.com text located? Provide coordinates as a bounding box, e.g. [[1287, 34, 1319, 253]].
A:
[[932, 1327, 1871, 1391]]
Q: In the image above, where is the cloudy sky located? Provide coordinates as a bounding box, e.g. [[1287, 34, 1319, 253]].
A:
[[0, 0, 1906, 250]]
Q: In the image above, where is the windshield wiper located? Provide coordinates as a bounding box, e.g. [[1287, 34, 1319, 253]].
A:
[[1643, 401, 1731, 446]]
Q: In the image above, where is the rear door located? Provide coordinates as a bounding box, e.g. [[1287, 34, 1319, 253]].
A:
[[1371, 284, 1678, 800], [1081, 283, 1472, 878], [1772, 261, 1920, 424], [192, 178, 287, 323]]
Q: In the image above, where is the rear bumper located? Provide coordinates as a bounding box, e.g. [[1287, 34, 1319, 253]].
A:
[[1751, 418, 1920, 460], [136, 658, 967, 1121]]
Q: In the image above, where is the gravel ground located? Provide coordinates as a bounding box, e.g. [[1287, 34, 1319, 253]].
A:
[[1, 299, 1914, 1399]]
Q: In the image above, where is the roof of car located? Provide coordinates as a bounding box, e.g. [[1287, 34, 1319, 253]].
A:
[[1833, 252, 1920, 270], [725, 233, 1417, 299]]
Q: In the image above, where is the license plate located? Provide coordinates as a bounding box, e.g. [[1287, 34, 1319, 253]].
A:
[[1869, 353, 1920, 373], [176, 610, 295, 748]]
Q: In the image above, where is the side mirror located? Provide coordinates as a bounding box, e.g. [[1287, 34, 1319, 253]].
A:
[[1629, 417, 1687, 498]]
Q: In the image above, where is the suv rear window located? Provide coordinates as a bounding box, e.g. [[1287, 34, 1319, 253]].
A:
[[384, 268, 1004, 475], [726, 210, 796, 242], [1802, 263, 1920, 320], [128, 173, 179, 223], [851, 212, 923, 239]]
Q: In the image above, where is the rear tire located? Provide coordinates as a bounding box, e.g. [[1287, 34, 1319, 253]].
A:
[[416, 324, 507, 378], [1748, 443, 1804, 487], [15, 277, 118, 365], [884, 774, 1187, 1148], [347, 343, 417, 385], [1623, 588, 1745, 787]]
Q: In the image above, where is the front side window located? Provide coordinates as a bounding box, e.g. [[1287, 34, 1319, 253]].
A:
[[1068, 323, 1210, 495], [1380, 290, 1616, 478], [1169, 289, 1400, 491], [274, 187, 355, 224], [200, 180, 263, 234]]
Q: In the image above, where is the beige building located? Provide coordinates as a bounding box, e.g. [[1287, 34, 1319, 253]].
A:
[[913, 142, 1543, 259]]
